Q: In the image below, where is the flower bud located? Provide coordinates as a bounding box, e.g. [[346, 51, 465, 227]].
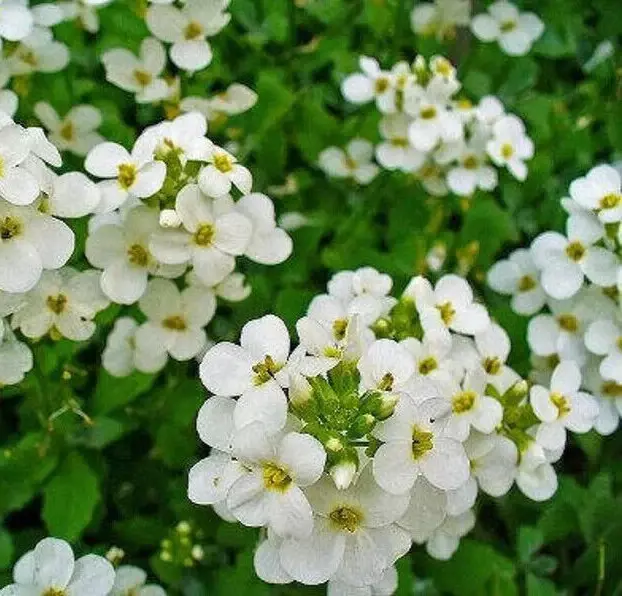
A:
[[329, 459, 357, 490], [289, 373, 317, 421], [347, 413, 376, 439]]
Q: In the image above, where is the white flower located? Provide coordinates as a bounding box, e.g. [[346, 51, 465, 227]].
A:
[[0, 1, 33, 42], [526, 287, 613, 362], [7, 27, 69, 76], [376, 114, 425, 173], [110, 566, 166, 596], [327, 566, 398, 596], [235, 193, 293, 265], [397, 476, 447, 543], [102, 37, 169, 103], [226, 422, 326, 539], [425, 510, 475, 560], [146, 0, 231, 71], [0, 200, 74, 293], [45, 172, 101, 218], [487, 248, 546, 315], [199, 314, 290, 433], [530, 361, 598, 451], [530, 212, 619, 299], [102, 316, 168, 377], [85, 140, 166, 212], [583, 365, 622, 436], [34, 102, 103, 156], [341, 56, 398, 113], [197, 143, 252, 197], [405, 274, 490, 337], [439, 367, 503, 441], [328, 267, 393, 302], [515, 441, 558, 501], [0, 325, 32, 385], [279, 466, 410, 587], [405, 96, 463, 152], [471, 1, 544, 56], [486, 115, 533, 180], [85, 206, 184, 304], [585, 318, 622, 383], [400, 332, 457, 390], [0, 123, 40, 206], [569, 164, 622, 224], [319, 139, 379, 185], [465, 431, 517, 497], [0, 537, 115, 596], [150, 184, 252, 286], [357, 339, 415, 394], [411, 0, 471, 40], [446, 143, 498, 196], [12, 267, 108, 340], [372, 396, 470, 494], [180, 83, 258, 121], [135, 277, 215, 361]]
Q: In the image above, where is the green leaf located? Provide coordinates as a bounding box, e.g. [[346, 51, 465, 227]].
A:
[[92, 370, 157, 415], [0, 529, 13, 571], [42, 452, 100, 541], [526, 573, 559, 596], [518, 526, 544, 564]]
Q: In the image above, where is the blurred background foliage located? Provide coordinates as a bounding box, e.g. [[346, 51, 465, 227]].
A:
[[2, 0, 622, 594]]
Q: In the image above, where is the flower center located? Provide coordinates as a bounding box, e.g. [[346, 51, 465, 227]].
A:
[[184, 21, 204, 40], [518, 274, 537, 292], [433, 58, 453, 77], [378, 372, 394, 391], [602, 381, 622, 398], [463, 155, 478, 169], [21, 49, 38, 67], [483, 356, 502, 375], [46, 294, 68, 315], [213, 153, 233, 173], [133, 69, 152, 87], [262, 463, 292, 492], [617, 337, 622, 351], [127, 243, 149, 267], [500, 19, 517, 32], [456, 98, 472, 109], [501, 143, 514, 159], [59, 121, 75, 141], [194, 223, 215, 247], [117, 163, 137, 190], [252, 355, 282, 385], [390, 137, 409, 147], [550, 391, 571, 417], [418, 356, 438, 375], [600, 193, 621, 209], [374, 77, 389, 94], [452, 390, 476, 413], [565, 241, 585, 262], [162, 315, 187, 331], [332, 318, 348, 340], [412, 426, 434, 459], [436, 301, 455, 325], [420, 106, 437, 120], [556, 314, 578, 333], [0, 216, 22, 240], [329, 506, 363, 533], [43, 589, 66, 596]]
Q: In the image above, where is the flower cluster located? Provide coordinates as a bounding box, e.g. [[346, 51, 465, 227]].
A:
[[320, 54, 534, 196], [189, 265, 597, 592], [411, 0, 544, 57], [0, 109, 292, 385], [85, 110, 292, 375], [489, 164, 622, 434], [0, 536, 165, 596]]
